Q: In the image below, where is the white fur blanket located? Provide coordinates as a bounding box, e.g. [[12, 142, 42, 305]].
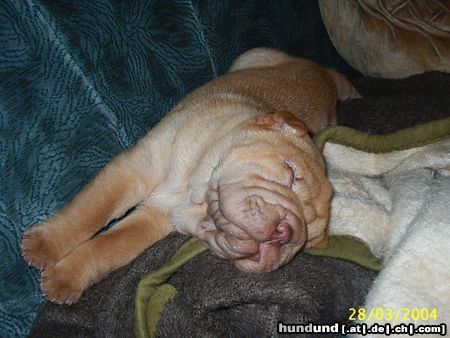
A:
[[324, 137, 450, 332]]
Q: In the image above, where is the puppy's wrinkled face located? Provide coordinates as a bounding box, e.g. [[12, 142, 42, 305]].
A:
[[197, 112, 332, 272]]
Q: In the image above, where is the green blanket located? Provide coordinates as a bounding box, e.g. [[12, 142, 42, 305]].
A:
[[136, 117, 428, 336], [135, 114, 450, 337]]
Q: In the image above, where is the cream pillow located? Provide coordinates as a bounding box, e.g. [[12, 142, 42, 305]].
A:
[[319, 0, 450, 78]]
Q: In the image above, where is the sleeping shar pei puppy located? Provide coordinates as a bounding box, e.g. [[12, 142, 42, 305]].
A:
[[21, 48, 360, 304]]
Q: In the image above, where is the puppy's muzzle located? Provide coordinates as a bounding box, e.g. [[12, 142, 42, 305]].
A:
[[200, 183, 306, 272]]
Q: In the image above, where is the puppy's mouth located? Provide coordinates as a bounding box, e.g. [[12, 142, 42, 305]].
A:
[[198, 180, 306, 272], [232, 224, 295, 273], [233, 240, 286, 273], [200, 217, 304, 273]]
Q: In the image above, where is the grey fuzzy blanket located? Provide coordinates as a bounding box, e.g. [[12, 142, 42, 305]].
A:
[[29, 234, 376, 337]]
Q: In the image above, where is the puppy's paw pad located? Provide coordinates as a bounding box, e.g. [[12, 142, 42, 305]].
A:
[[40, 264, 83, 305], [21, 226, 61, 269]]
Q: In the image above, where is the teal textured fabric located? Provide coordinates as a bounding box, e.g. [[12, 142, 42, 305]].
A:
[[0, 1, 353, 336]]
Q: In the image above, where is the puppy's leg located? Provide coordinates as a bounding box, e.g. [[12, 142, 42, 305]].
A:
[[326, 68, 362, 100], [229, 47, 294, 72], [40, 205, 171, 304], [21, 148, 157, 270]]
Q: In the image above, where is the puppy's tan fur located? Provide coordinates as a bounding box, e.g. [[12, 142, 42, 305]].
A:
[[21, 48, 360, 304]]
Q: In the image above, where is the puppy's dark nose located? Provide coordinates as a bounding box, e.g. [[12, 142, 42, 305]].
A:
[[270, 222, 292, 244]]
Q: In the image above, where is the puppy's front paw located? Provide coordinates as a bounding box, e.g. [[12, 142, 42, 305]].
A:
[[21, 223, 63, 270], [40, 261, 85, 305]]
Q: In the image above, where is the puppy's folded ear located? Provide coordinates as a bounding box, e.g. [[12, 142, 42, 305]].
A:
[[256, 111, 308, 137]]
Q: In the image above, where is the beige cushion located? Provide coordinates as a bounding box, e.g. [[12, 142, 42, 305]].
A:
[[319, 0, 450, 78]]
